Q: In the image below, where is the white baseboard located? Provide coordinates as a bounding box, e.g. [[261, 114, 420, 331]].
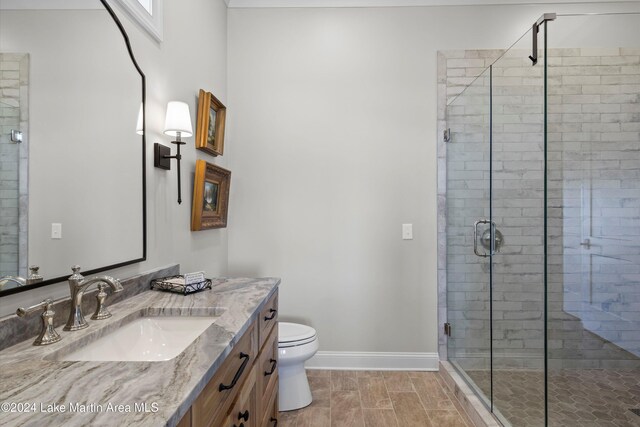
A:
[[305, 351, 440, 371]]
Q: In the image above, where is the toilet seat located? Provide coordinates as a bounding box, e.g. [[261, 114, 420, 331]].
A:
[[278, 322, 317, 348]]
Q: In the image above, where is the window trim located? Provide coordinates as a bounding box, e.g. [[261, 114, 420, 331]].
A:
[[113, 0, 163, 42], [0, 0, 163, 42]]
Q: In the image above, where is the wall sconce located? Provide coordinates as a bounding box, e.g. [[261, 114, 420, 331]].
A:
[[154, 101, 193, 204]]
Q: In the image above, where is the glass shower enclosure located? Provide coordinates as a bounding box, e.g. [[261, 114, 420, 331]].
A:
[[445, 12, 640, 427]]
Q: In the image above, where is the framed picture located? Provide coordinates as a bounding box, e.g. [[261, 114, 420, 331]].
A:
[[195, 89, 226, 156], [191, 160, 231, 230]]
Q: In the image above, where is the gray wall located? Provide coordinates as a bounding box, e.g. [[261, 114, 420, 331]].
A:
[[227, 3, 640, 356]]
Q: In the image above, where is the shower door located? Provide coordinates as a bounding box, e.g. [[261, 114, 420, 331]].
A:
[[446, 22, 548, 427], [445, 66, 492, 406]]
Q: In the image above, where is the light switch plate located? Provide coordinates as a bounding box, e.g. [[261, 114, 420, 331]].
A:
[[51, 223, 62, 239], [402, 223, 413, 240]]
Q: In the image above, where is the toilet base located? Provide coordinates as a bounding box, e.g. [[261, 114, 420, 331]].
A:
[[278, 362, 312, 411]]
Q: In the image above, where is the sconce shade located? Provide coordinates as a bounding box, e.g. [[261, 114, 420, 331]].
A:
[[136, 104, 144, 135], [163, 101, 193, 138]]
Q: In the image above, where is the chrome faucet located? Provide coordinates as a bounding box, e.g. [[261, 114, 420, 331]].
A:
[[64, 265, 123, 331], [0, 276, 26, 290]]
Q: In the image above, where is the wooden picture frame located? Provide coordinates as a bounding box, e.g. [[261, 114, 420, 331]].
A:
[[191, 160, 231, 230], [195, 89, 226, 156]]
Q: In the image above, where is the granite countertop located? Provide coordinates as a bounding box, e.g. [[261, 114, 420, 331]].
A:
[[0, 277, 280, 427]]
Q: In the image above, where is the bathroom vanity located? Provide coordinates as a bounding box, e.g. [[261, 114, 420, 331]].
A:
[[183, 289, 279, 427], [0, 275, 280, 427]]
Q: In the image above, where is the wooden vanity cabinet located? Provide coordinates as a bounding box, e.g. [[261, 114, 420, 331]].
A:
[[182, 290, 279, 427]]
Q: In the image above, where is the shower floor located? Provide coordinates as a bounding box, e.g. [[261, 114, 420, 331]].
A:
[[465, 368, 640, 427]]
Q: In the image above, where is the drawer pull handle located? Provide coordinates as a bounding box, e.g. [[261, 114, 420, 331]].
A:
[[238, 410, 249, 421], [270, 417, 278, 426], [264, 308, 277, 321], [219, 352, 250, 392], [264, 358, 277, 376]]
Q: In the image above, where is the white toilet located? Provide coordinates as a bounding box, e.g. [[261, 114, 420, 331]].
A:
[[278, 322, 319, 411]]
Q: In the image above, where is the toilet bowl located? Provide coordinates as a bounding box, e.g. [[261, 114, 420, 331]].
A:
[[278, 322, 319, 411]]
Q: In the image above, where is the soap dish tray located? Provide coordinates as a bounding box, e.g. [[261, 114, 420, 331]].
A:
[[150, 275, 212, 295]]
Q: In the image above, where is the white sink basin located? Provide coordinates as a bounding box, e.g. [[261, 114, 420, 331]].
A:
[[60, 316, 217, 362]]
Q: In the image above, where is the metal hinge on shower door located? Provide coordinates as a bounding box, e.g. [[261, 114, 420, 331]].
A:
[[444, 322, 452, 337]]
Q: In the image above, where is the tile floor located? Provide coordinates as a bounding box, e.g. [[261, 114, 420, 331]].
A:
[[278, 370, 476, 427], [467, 368, 640, 427]]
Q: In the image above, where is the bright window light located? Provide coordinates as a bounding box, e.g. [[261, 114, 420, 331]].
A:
[[136, 0, 152, 14]]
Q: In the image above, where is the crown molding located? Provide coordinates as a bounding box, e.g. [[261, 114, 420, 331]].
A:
[[227, 0, 634, 8]]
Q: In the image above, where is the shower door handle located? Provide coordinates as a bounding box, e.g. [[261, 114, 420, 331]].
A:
[[474, 219, 499, 257], [474, 220, 490, 258]]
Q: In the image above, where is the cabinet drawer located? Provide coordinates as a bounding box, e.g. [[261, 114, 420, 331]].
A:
[[192, 322, 258, 427], [260, 390, 278, 427], [257, 326, 278, 420], [223, 365, 257, 427], [258, 291, 278, 349]]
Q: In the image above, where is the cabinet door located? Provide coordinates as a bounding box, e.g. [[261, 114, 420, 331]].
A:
[[192, 322, 258, 427], [257, 326, 278, 424], [259, 291, 278, 348], [225, 365, 257, 427], [261, 390, 278, 427]]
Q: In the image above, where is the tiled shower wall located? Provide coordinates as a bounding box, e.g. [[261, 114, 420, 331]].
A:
[[0, 53, 28, 279], [548, 48, 640, 362], [438, 47, 640, 369]]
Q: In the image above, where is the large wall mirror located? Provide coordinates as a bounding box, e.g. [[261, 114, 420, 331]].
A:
[[0, 0, 146, 296]]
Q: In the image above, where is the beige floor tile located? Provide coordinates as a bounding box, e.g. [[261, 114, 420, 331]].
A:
[[357, 370, 384, 378], [426, 409, 469, 427], [279, 410, 299, 427], [445, 389, 477, 427], [412, 375, 456, 410], [331, 390, 365, 427], [281, 370, 482, 427], [309, 376, 331, 408], [408, 371, 431, 379], [332, 370, 359, 391], [307, 369, 331, 377], [295, 406, 331, 427], [358, 377, 392, 409], [362, 408, 399, 427], [389, 392, 433, 426], [383, 371, 414, 392]]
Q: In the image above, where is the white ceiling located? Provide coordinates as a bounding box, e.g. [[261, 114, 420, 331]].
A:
[[225, 0, 634, 8]]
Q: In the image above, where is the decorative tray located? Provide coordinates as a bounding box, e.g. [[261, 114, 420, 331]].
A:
[[150, 275, 212, 295]]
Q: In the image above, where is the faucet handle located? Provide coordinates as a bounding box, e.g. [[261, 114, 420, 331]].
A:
[[16, 299, 62, 346], [27, 265, 43, 284], [91, 284, 113, 320], [69, 265, 84, 281]]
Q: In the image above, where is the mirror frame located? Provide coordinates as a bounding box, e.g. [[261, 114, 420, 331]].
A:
[[1, 0, 147, 296]]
